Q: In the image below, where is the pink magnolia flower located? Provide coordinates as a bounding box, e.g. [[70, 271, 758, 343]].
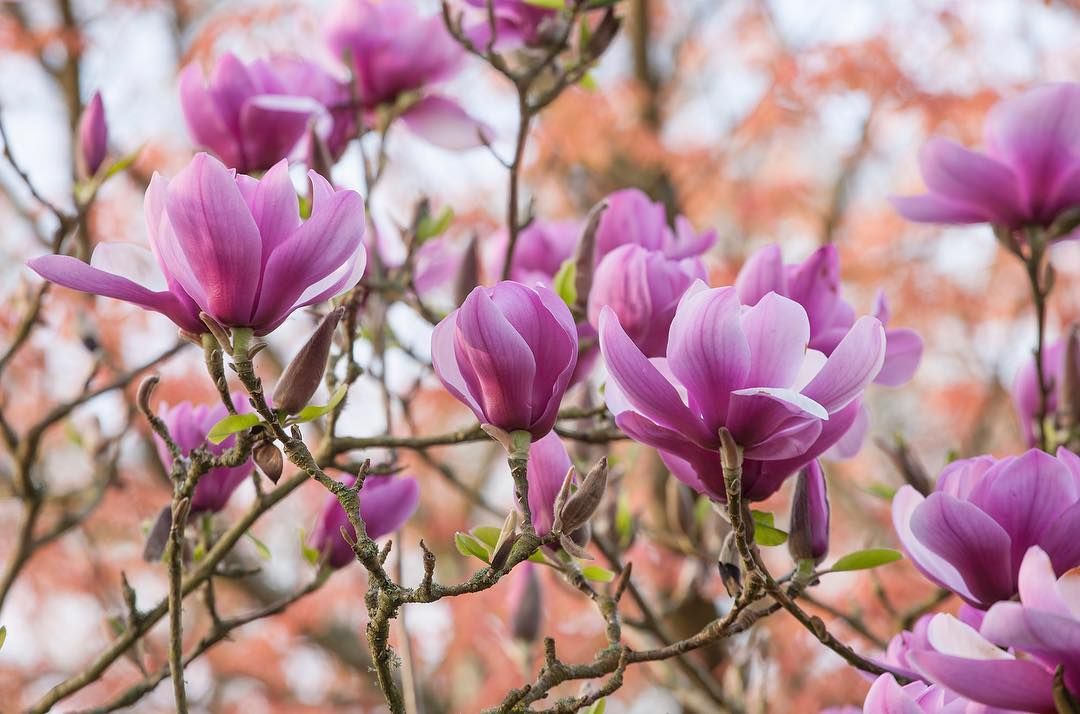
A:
[[893, 449, 1080, 609], [599, 281, 885, 501], [861, 673, 972, 714], [892, 83, 1080, 233], [179, 53, 333, 173], [324, 0, 490, 150], [153, 393, 253, 514], [29, 154, 366, 336], [586, 244, 704, 358], [462, 0, 562, 50], [524, 432, 573, 537], [594, 188, 716, 262], [431, 281, 578, 439], [77, 91, 107, 179], [788, 460, 830, 564], [1012, 336, 1068, 448], [484, 219, 582, 285], [309, 474, 420, 569], [908, 547, 1079, 713]]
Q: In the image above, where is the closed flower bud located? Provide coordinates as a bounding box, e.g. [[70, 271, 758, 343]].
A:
[[252, 440, 284, 483], [507, 562, 542, 643], [309, 474, 420, 569], [273, 307, 345, 415], [556, 457, 608, 535], [77, 92, 108, 180], [787, 460, 830, 564], [431, 282, 578, 439]]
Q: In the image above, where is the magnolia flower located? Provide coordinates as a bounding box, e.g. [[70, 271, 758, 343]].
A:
[[524, 432, 574, 537], [324, 0, 490, 150], [861, 674, 970, 714], [908, 548, 1079, 712], [29, 154, 366, 336], [892, 83, 1080, 234], [506, 562, 543, 643], [153, 393, 253, 514], [594, 189, 716, 262], [1012, 335, 1071, 448], [586, 245, 703, 359], [463, 0, 562, 50], [484, 219, 582, 286], [432, 282, 578, 439], [599, 282, 885, 501], [179, 53, 334, 173], [309, 474, 420, 569], [893, 448, 1080, 609], [736, 244, 923, 458], [876, 615, 935, 684], [77, 92, 107, 179]]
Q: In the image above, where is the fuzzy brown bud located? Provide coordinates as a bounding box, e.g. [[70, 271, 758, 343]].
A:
[[272, 307, 344, 414]]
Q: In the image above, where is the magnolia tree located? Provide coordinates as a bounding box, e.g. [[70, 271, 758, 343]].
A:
[[1, 0, 1079, 712]]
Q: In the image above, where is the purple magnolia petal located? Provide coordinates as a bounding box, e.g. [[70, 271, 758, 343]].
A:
[[1015, 547, 1073, 617], [240, 158, 301, 264], [527, 284, 579, 435], [862, 674, 928, 714], [892, 486, 979, 603], [239, 95, 318, 170], [739, 292, 811, 388], [667, 217, 717, 259], [910, 492, 1015, 606], [401, 94, 493, 150], [179, 64, 243, 169], [786, 245, 842, 338], [876, 327, 924, 386], [829, 402, 870, 459], [890, 193, 992, 224], [665, 286, 751, 433], [454, 286, 537, 429], [725, 388, 826, 459], [657, 448, 712, 496], [598, 306, 713, 445], [431, 311, 483, 418], [801, 316, 886, 413], [967, 450, 1077, 572], [165, 153, 263, 326], [908, 651, 1055, 713], [1038, 499, 1080, 574], [27, 254, 204, 334], [734, 244, 786, 306], [526, 432, 573, 536], [917, 138, 1026, 227], [360, 475, 421, 540], [251, 173, 365, 329]]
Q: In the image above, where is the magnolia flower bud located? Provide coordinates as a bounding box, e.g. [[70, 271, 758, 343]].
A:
[[555, 457, 608, 535], [273, 307, 344, 415], [77, 91, 107, 180], [788, 460, 830, 565], [252, 440, 284, 483], [507, 563, 542, 643]]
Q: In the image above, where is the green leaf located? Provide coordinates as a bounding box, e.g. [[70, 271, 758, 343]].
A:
[[416, 206, 455, 242], [754, 523, 788, 547], [454, 532, 490, 563], [552, 258, 577, 307], [528, 549, 551, 564], [865, 483, 897, 501], [245, 532, 272, 560], [192, 543, 206, 562], [581, 565, 615, 583], [290, 384, 349, 424], [585, 698, 606, 714], [751, 510, 775, 528], [693, 495, 712, 526], [525, 0, 566, 8], [471, 526, 502, 551], [0, 625, 6, 651], [614, 492, 633, 546], [207, 413, 261, 444], [300, 529, 321, 565], [829, 548, 903, 573], [102, 150, 139, 181], [578, 72, 598, 91]]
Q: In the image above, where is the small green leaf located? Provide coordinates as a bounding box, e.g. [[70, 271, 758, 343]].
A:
[[865, 483, 897, 501], [207, 413, 261, 444], [751, 510, 775, 528], [0, 625, 6, 651], [528, 549, 551, 564], [585, 698, 606, 714], [693, 495, 712, 526], [552, 258, 577, 306], [581, 565, 615, 583], [300, 529, 321, 565], [614, 492, 633, 546], [245, 532, 272, 560], [102, 150, 139, 181], [754, 523, 788, 547], [471, 526, 502, 552], [192, 543, 206, 562], [290, 384, 348, 424], [829, 548, 903, 573], [454, 532, 490, 563], [298, 194, 312, 220], [416, 206, 455, 242], [578, 72, 598, 91], [524, 0, 566, 8]]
